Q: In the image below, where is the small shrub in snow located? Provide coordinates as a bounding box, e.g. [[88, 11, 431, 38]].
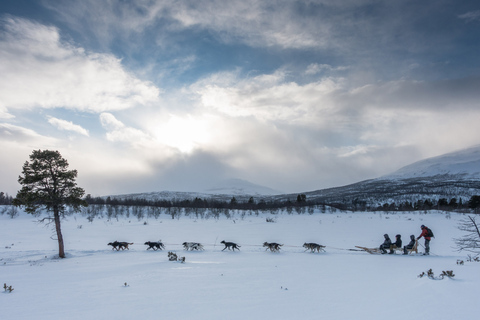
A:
[[455, 216, 480, 255], [0, 206, 19, 218], [418, 269, 454, 280], [441, 270, 455, 278], [266, 217, 276, 223], [466, 254, 480, 262], [418, 269, 434, 279], [7, 207, 18, 219], [3, 283, 14, 293]]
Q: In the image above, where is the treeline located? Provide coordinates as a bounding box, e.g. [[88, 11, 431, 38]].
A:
[[0, 192, 14, 205], [84, 194, 322, 211], [372, 195, 480, 212], [83, 193, 480, 213], [3, 191, 480, 214]]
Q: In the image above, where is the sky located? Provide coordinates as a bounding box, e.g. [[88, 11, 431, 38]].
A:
[[1, 0, 480, 197]]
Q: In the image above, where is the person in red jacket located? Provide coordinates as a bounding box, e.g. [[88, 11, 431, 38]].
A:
[[417, 225, 431, 255]]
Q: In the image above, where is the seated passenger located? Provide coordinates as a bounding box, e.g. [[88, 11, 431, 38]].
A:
[[379, 234, 392, 254], [403, 235, 416, 255], [389, 234, 402, 254]]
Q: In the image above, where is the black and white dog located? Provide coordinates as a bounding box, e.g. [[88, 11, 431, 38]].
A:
[[182, 242, 204, 251]]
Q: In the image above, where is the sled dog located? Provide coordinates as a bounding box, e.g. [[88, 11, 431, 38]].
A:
[[144, 241, 165, 250], [263, 242, 283, 252], [108, 241, 133, 251], [182, 242, 204, 251], [220, 241, 241, 251], [303, 242, 326, 253]]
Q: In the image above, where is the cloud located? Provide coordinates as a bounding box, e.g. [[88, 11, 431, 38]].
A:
[[458, 10, 480, 22], [0, 16, 160, 113], [188, 70, 480, 177], [168, 0, 330, 49], [48, 117, 89, 136], [0, 123, 57, 145], [99, 113, 125, 131], [44, 0, 465, 61], [44, 0, 170, 45], [192, 70, 480, 125], [0, 107, 14, 119], [99, 113, 154, 147], [305, 63, 349, 75], [47, 0, 329, 49], [192, 70, 343, 126]]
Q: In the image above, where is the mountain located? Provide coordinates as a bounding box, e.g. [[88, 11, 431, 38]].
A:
[[202, 178, 281, 196], [299, 145, 480, 208], [106, 178, 281, 202], [381, 145, 480, 180]]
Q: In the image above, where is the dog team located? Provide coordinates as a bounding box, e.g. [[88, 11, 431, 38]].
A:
[[108, 240, 326, 253]]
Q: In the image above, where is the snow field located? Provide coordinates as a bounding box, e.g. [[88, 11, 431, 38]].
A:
[[1, 210, 478, 320]]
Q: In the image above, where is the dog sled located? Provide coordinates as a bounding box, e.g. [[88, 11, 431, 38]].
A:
[[354, 240, 418, 255]]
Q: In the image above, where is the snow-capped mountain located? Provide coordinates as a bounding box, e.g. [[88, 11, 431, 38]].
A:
[[301, 145, 480, 207], [380, 145, 480, 180]]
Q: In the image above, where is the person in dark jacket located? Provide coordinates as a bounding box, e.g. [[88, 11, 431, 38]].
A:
[[389, 234, 402, 254], [417, 225, 431, 255], [403, 235, 416, 255], [379, 234, 392, 254]]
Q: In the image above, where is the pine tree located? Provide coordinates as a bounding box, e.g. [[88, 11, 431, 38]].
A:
[[13, 150, 87, 258]]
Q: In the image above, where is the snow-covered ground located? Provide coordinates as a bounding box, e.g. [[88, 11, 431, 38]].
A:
[[1, 209, 478, 320]]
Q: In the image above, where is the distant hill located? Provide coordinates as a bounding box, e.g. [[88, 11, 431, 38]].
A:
[[298, 145, 480, 208], [106, 178, 281, 203], [202, 178, 282, 196]]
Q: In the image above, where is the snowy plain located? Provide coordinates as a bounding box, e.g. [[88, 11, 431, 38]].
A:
[[1, 208, 478, 320]]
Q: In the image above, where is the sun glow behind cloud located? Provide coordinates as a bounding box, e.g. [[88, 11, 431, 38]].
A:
[[153, 115, 211, 153]]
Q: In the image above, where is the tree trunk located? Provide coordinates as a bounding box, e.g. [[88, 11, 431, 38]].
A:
[[54, 208, 65, 258]]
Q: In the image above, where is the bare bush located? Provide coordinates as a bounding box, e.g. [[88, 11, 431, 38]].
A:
[[454, 215, 480, 255]]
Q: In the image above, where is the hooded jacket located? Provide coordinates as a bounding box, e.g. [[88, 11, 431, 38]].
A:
[[381, 234, 392, 247], [405, 235, 416, 248]]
